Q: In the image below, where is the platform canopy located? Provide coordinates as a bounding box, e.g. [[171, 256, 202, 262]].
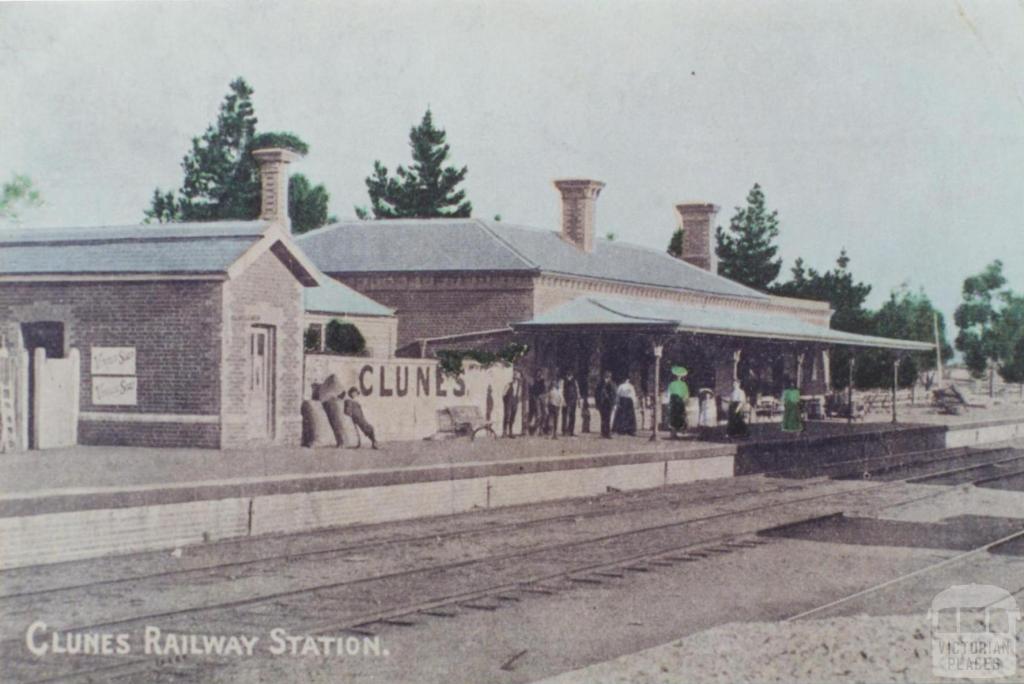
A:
[[511, 295, 935, 352]]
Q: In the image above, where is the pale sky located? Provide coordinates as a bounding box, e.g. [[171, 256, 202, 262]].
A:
[[2, 0, 1022, 329]]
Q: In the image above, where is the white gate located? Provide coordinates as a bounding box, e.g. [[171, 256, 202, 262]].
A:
[[32, 348, 80, 449]]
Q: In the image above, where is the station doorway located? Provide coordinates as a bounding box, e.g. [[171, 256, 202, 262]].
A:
[[21, 322, 67, 449], [248, 325, 276, 440]]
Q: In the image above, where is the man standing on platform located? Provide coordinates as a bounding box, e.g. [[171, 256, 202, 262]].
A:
[[562, 370, 580, 436], [344, 387, 380, 450], [596, 370, 617, 438], [528, 370, 547, 436], [502, 371, 523, 438]]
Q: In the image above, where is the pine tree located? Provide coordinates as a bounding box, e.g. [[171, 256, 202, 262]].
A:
[[715, 183, 782, 290], [356, 109, 472, 219], [666, 227, 684, 258], [145, 78, 334, 234]]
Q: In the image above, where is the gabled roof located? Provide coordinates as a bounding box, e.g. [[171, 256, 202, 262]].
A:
[[513, 295, 935, 351], [304, 273, 395, 317], [0, 221, 317, 285], [296, 218, 768, 301]]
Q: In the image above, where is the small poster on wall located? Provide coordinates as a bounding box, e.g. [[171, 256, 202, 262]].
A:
[[91, 347, 136, 376], [92, 376, 137, 406]]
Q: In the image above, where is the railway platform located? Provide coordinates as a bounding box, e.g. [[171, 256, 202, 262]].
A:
[[2, 413, 1023, 571]]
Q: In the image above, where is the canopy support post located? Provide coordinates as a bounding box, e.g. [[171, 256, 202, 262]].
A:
[[892, 355, 901, 424], [650, 340, 664, 442], [847, 356, 855, 426]]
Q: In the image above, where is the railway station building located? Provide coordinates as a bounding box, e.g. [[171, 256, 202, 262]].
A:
[[297, 180, 932, 406], [0, 150, 930, 452]]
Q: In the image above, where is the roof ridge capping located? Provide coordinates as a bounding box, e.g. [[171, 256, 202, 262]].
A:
[[472, 218, 540, 270], [0, 220, 270, 245]]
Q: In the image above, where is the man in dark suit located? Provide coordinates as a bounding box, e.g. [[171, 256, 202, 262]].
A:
[[502, 371, 524, 437], [562, 371, 580, 436], [595, 370, 617, 438]]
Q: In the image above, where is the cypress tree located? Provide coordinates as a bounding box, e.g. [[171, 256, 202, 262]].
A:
[[715, 183, 783, 290], [356, 109, 472, 219]]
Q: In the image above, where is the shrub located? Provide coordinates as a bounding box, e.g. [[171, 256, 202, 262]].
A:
[[324, 320, 366, 356]]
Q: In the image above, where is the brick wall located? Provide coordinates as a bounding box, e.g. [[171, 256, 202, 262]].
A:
[[221, 247, 304, 448], [332, 273, 534, 350], [0, 281, 222, 447]]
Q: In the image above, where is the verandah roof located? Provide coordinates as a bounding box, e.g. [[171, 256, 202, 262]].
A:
[[511, 296, 935, 352]]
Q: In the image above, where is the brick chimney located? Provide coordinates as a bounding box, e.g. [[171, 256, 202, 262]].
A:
[[253, 148, 301, 229], [554, 179, 605, 253], [674, 202, 720, 272]]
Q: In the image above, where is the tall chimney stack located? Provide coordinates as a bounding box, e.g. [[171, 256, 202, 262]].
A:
[[554, 179, 605, 253], [253, 148, 301, 229], [674, 202, 720, 272]]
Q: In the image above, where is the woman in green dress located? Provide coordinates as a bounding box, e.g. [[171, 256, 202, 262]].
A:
[[667, 366, 689, 439], [781, 377, 803, 433]]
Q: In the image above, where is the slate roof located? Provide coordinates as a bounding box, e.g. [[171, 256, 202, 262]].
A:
[[0, 222, 270, 276], [304, 273, 394, 317], [296, 218, 768, 301], [513, 296, 935, 351]]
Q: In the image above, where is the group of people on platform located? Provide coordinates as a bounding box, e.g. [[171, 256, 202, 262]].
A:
[[500, 366, 806, 440]]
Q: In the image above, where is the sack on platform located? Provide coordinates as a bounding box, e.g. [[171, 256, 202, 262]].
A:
[[301, 400, 336, 447], [314, 373, 345, 401]]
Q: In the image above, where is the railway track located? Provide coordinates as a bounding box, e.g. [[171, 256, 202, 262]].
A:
[[5, 442, 1022, 683]]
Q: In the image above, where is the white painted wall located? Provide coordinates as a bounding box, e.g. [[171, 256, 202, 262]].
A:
[[304, 356, 512, 441]]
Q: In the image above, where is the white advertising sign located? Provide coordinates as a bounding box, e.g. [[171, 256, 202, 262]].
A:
[[92, 376, 138, 406], [91, 347, 136, 376]]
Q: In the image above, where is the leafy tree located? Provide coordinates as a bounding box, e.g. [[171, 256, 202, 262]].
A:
[[1002, 331, 1024, 385], [992, 293, 1024, 384], [355, 109, 471, 219], [145, 78, 334, 234], [667, 227, 684, 258], [288, 175, 331, 236], [773, 250, 873, 389], [0, 174, 43, 223], [857, 286, 953, 388], [954, 261, 1009, 382], [324, 320, 366, 356], [773, 250, 873, 333], [715, 183, 783, 290]]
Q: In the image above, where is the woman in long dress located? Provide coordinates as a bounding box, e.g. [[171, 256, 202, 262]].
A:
[[667, 366, 689, 439], [781, 377, 804, 433], [547, 378, 565, 440], [612, 378, 638, 436], [697, 388, 717, 439], [726, 380, 749, 438]]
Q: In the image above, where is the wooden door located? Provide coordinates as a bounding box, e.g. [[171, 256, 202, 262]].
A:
[[248, 326, 276, 439]]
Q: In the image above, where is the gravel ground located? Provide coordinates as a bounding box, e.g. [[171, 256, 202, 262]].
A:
[[540, 614, 1024, 684]]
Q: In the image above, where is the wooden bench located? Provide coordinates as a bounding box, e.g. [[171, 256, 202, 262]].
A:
[[433, 406, 497, 441]]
